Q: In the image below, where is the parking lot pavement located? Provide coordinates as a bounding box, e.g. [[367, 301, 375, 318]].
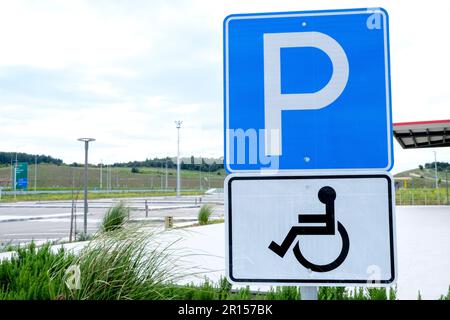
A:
[[0, 197, 224, 245]]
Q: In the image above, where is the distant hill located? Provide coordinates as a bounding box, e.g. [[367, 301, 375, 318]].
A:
[[395, 167, 449, 188], [1, 150, 224, 173]]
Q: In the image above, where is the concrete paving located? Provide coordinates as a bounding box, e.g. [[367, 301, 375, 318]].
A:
[[0, 195, 224, 245]]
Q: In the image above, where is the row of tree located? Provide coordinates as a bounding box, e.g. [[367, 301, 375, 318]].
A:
[[0, 152, 63, 166], [1, 151, 224, 173], [420, 162, 450, 171], [109, 157, 224, 172]]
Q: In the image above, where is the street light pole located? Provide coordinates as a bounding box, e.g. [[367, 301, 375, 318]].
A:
[[433, 151, 438, 189], [34, 154, 37, 192], [78, 138, 95, 236], [100, 160, 103, 190], [199, 157, 202, 191], [165, 158, 168, 190], [446, 169, 449, 204], [13, 153, 17, 200], [175, 121, 182, 197]]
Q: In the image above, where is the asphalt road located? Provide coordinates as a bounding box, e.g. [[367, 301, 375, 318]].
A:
[[0, 195, 224, 245]]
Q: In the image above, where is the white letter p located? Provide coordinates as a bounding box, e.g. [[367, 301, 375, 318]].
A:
[[263, 31, 349, 156]]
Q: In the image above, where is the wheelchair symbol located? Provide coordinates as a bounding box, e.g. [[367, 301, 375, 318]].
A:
[[268, 186, 350, 272]]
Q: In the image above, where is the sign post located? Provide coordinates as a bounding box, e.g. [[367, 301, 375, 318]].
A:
[[223, 7, 396, 299]]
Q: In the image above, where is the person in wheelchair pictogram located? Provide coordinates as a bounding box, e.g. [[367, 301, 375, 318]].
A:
[[268, 186, 350, 272]]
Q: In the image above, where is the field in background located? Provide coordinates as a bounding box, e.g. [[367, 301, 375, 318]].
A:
[[1, 164, 449, 205], [0, 164, 225, 191]]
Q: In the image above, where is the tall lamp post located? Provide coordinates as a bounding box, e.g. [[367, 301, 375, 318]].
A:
[[446, 169, 449, 204], [13, 153, 17, 200], [78, 138, 95, 236], [34, 154, 37, 192], [175, 121, 182, 197], [100, 159, 103, 190], [433, 151, 438, 189]]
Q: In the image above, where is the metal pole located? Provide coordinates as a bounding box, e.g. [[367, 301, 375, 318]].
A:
[[34, 154, 37, 192], [69, 170, 75, 242], [175, 121, 182, 197], [107, 165, 111, 191], [83, 141, 88, 235], [10, 157, 13, 191], [208, 165, 211, 189], [177, 125, 180, 196], [78, 138, 95, 236], [13, 153, 17, 200], [446, 170, 449, 204], [300, 287, 318, 300], [434, 151, 438, 189], [165, 159, 168, 190], [100, 160, 103, 190], [199, 158, 202, 191]]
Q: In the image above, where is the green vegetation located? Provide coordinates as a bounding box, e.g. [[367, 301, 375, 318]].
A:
[[395, 167, 449, 189], [396, 188, 449, 205], [0, 190, 202, 202], [424, 161, 450, 172], [0, 237, 447, 300], [112, 156, 224, 174], [58, 227, 185, 300], [198, 204, 213, 225], [0, 152, 63, 166], [0, 163, 225, 192], [100, 202, 129, 233], [0, 243, 73, 299]]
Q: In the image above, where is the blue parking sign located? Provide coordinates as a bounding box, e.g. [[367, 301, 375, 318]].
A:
[[224, 8, 393, 172]]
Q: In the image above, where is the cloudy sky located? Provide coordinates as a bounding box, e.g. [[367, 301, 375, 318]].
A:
[[0, 0, 449, 173]]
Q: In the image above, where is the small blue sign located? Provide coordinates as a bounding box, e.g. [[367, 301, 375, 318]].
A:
[[224, 8, 393, 172], [17, 178, 28, 189]]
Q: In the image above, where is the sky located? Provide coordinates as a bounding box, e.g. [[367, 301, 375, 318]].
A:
[[0, 0, 449, 174]]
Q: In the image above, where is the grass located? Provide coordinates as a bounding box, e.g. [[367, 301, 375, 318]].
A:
[[0, 243, 74, 300], [100, 202, 130, 233], [0, 239, 448, 300], [198, 204, 213, 225], [396, 188, 449, 205], [0, 190, 203, 202], [58, 226, 187, 300]]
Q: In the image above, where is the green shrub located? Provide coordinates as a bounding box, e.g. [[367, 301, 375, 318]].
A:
[[0, 243, 74, 300], [267, 286, 299, 300], [58, 226, 186, 300], [198, 204, 213, 225], [318, 287, 348, 300], [101, 202, 130, 233], [131, 167, 140, 174]]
